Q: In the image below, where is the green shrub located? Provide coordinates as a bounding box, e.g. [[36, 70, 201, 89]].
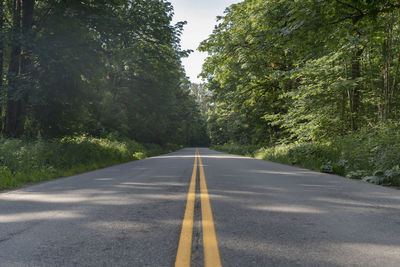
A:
[[214, 123, 400, 187], [212, 143, 258, 157], [133, 152, 146, 160], [0, 136, 177, 190]]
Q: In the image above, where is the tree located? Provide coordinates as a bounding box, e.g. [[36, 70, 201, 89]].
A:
[[0, 0, 207, 146], [0, 0, 4, 130], [200, 0, 400, 145]]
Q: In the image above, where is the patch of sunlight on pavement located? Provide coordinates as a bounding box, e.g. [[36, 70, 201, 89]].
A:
[[151, 155, 196, 159], [220, 235, 400, 265], [334, 243, 400, 260], [114, 184, 164, 190], [0, 193, 89, 203], [0, 211, 83, 223], [220, 235, 288, 255], [153, 154, 250, 159], [88, 196, 146, 205], [300, 184, 338, 188], [86, 221, 150, 231], [313, 197, 400, 209], [136, 193, 181, 200], [0, 191, 155, 206], [200, 155, 250, 159], [249, 170, 318, 176], [251, 205, 325, 214], [120, 182, 185, 187]]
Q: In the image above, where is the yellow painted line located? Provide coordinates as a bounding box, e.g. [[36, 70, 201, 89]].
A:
[[175, 149, 198, 267], [198, 151, 222, 267]]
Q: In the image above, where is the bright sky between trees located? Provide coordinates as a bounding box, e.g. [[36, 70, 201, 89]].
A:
[[170, 0, 241, 84]]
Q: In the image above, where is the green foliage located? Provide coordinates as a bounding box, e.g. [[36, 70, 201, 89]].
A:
[[215, 123, 400, 186], [212, 143, 258, 157], [200, 0, 400, 145], [0, 0, 207, 146], [199, 0, 400, 187], [0, 135, 178, 190]]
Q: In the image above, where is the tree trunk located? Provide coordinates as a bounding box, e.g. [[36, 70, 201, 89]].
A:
[[16, 0, 35, 135], [381, 15, 395, 121], [382, 29, 391, 120], [4, 0, 22, 137], [0, 0, 4, 131], [348, 48, 363, 131], [382, 47, 390, 120], [4, 0, 34, 137]]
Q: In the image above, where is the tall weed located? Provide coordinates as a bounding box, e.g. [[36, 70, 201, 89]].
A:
[[0, 136, 178, 190], [214, 123, 400, 186]]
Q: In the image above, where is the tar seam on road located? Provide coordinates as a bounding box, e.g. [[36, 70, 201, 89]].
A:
[[175, 149, 222, 267]]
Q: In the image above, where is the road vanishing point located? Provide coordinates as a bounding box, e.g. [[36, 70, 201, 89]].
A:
[[0, 148, 400, 266]]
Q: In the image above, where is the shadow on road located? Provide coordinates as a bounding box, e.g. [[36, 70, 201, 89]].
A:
[[0, 147, 399, 266], [197, 148, 400, 266]]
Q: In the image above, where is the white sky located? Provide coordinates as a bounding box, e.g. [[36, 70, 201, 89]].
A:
[[169, 0, 241, 84]]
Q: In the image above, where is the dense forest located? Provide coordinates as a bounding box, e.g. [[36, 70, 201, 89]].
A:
[[0, 0, 207, 145], [2, 0, 400, 188], [200, 0, 400, 185], [0, 0, 209, 189]]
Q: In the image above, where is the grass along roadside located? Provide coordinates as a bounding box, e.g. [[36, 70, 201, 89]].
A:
[[0, 136, 179, 190], [212, 125, 400, 187]]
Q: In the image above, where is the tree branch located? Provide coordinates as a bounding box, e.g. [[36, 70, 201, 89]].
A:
[[335, 0, 364, 15]]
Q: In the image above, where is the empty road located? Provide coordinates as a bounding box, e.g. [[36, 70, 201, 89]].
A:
[[0, 148, 399, 266]]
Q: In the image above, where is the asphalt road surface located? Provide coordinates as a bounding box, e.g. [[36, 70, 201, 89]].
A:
[[0, 148, 399, 266]]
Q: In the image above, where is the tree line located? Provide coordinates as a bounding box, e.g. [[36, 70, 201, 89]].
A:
[[200, 0, 400, 145], [0, 0, 208, 146]]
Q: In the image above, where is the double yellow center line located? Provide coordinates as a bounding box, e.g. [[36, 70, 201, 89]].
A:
[[175, 149, 222, 267]]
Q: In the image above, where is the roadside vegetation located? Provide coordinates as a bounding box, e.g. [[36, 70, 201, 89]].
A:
[[214, 123, 400, 186], [0, 136, 179, 190], [0, 1, 208, 190], [200, 1, 400, 187]]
